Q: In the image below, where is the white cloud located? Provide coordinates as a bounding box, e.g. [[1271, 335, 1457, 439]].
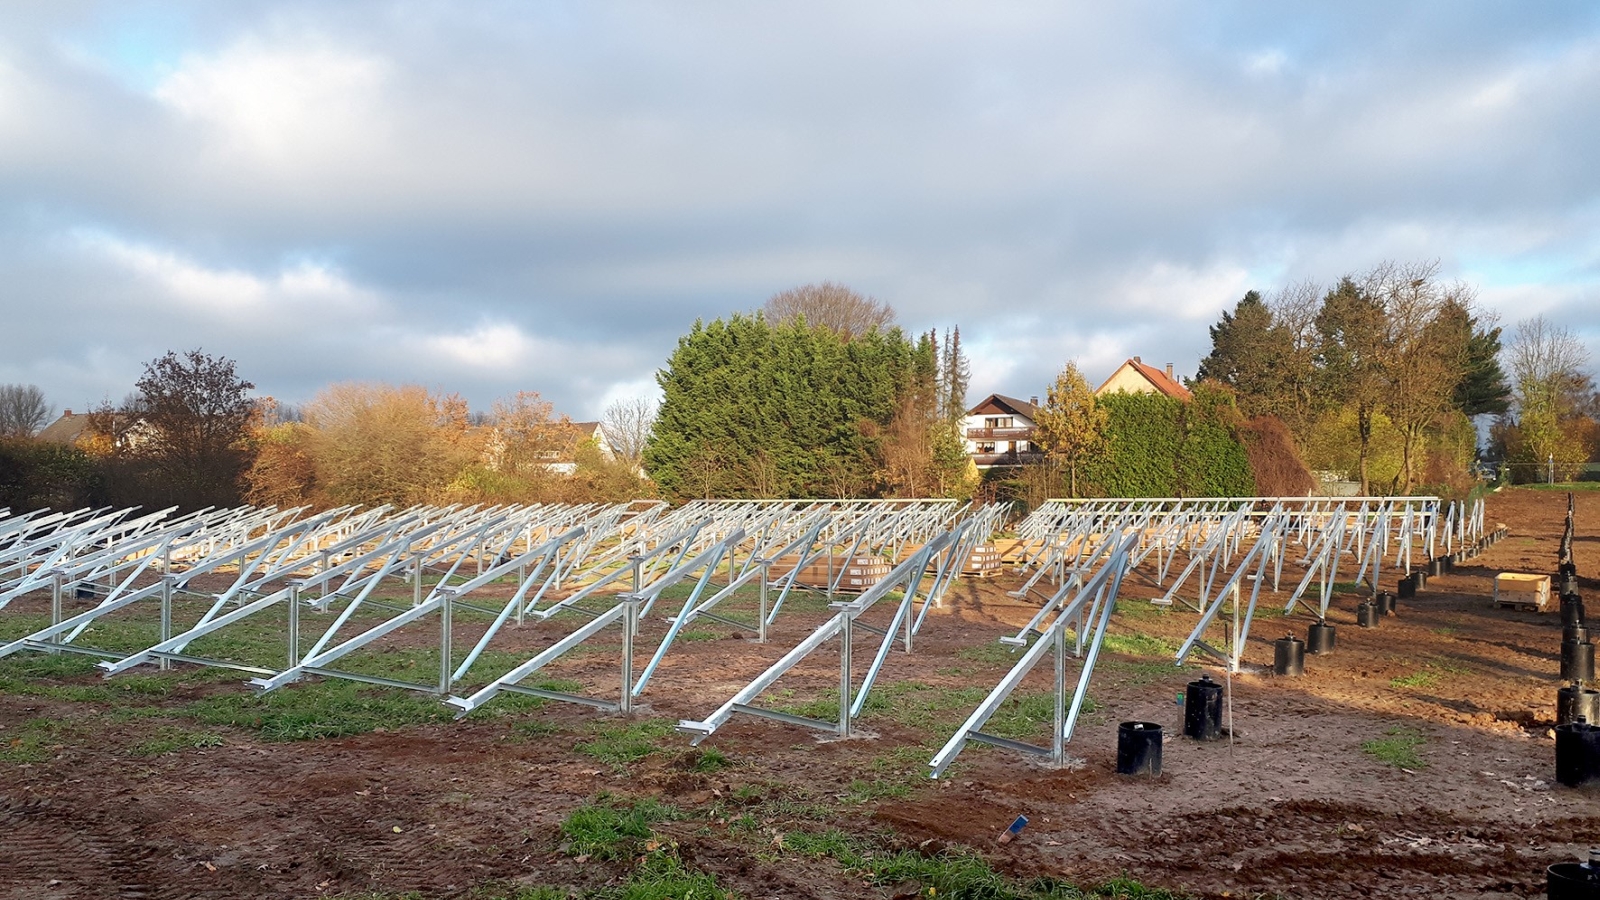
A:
[[77, 230, 382, 323], [153, 36, 392, 173]]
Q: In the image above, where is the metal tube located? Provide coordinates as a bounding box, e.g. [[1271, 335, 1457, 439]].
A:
[[160, 576, 173, 671], [439, 589, 453, 695], [838, 612, 852, 737], [287, 582, 300, 669]]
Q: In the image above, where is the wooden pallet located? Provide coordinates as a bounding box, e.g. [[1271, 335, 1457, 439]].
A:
[[1492, 599, 1544, 612]]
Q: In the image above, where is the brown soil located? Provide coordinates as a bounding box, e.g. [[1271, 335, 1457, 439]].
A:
[[2, 488, 1598, 900]]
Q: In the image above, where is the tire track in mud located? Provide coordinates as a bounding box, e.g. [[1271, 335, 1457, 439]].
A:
[[0, 794, 169, 899]]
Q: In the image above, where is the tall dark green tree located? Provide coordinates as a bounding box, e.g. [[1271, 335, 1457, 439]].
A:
[[1197, 291, 1297, 423], [645, 315, 914, 499], [1431, 300, 1511, 417]]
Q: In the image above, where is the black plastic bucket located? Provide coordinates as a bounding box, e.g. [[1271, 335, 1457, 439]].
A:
[[1561, 574, 1581, 597], [1398, 576, 1417, 599], [1558, 686, 1600, 727], [1414, 569, 1428, 590], [1116, 721, 1162, 776], [1428, 558, 1443, 577], [1381, 590, 1397, 616], [1307, 620, 1336, 655], [1555, 720, 1600, 788], [1547, 850, 1600, 899], [1442, 554, 1455, 573], [1567, 624, 1591, 646], [1183, 675, 1223, 741], [1562, 642, 1596, 683], [1274, 635, 1305, 676], [1358, 601, 1380, 628]]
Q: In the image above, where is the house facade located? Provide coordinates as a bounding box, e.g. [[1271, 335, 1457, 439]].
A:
[[963, 394, 1043, 469]]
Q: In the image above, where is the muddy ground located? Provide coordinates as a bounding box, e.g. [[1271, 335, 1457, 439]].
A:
[[2, 487, 1598, 900]]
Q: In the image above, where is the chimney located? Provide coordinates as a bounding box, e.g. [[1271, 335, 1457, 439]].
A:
[[1029, 396, 1039, 406], [1165, 363, 1174, 380], [1133, 355, 1141, 364], [64, 408, 72, 417]]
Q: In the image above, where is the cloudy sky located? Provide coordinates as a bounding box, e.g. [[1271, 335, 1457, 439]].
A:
[[4, 2, 1598, 421]]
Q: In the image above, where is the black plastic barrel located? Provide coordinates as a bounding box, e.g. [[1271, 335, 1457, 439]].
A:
[[1307, 620, 1336, 655], [1414, 569, 1428, 590], [1274, 635, 1305, 676], [1561, 641, 1596, 683], [1183, 675, 1223, 741], [1380, 590, 1397, 616], [1358, 601, 1380, 628], [1558, 686, 1600, 727], [1555, 720, 1600, 788], [1398, 576, 1417, 599], [1564, 595, 1587, 627], [1548, 850, 1600, 899], [1116, 721, 1162, 776], [1428, 558, 1443, 577]]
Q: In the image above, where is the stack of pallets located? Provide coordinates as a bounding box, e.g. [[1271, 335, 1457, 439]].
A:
[[770, 555, 891, 593]]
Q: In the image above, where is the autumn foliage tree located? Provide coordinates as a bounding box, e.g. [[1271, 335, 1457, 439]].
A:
[[89, 350, 256, 510], [1031, 362, 1106, 497]]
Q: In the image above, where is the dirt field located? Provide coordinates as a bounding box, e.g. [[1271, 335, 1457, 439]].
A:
[[2, 488, 1598, 900]]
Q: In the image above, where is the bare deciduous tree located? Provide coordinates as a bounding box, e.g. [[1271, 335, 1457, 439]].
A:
[[601, 396, 657, 464], [763, 281, 895, 340], [0, 384, 50, 438]]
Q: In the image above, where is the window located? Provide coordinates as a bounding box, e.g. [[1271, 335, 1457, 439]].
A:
[[984, 416, 1014, 429], [976, 442, 996, 454]]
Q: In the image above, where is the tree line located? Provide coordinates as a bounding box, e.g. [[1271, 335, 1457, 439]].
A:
[[4, 270, 1594, 514], [0, 353, 653, 514], [1195, 261, 1597, 490]]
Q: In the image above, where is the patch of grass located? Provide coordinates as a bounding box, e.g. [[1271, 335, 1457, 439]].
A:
[[560, 795, 679, 860], [618, 847, 730, 899], [1388, 671, 1439, 689], [957, 641, 1028, 667], [1100, 632, 1176, 657], [575, 718, 676, 766], [689, 746, 731, 773], [1362, 727, 1427, 769], [0, 717, 67, 763], [1112, 599, 1171, 620], [129, 726, 225, 757], [677, 628, 724, 642], [507, 719, 562, 741], [183, 681, 455, 741], [984, 691, 1097, 741], [1103, 658, 1186, 686], [842, 778, 912, 803]]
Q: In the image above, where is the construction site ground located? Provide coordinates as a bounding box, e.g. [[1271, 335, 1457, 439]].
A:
[[1, 486, 1597, 899]]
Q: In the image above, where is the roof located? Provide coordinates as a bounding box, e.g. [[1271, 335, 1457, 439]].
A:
[[35, 413, 93, 444], [1095, 359, 1193, 401], [965, 393, 1039, 419]]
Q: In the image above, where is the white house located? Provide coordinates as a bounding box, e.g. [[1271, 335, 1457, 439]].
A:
[[963, 394, 1042, 469]]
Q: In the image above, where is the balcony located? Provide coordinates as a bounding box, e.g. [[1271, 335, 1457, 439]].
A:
[[966, 426, 1035, 441], [972, 449, 1045, 468]]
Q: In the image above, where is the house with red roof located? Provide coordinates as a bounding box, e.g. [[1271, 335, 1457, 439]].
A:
[[1094, 357, 1192, 401]]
